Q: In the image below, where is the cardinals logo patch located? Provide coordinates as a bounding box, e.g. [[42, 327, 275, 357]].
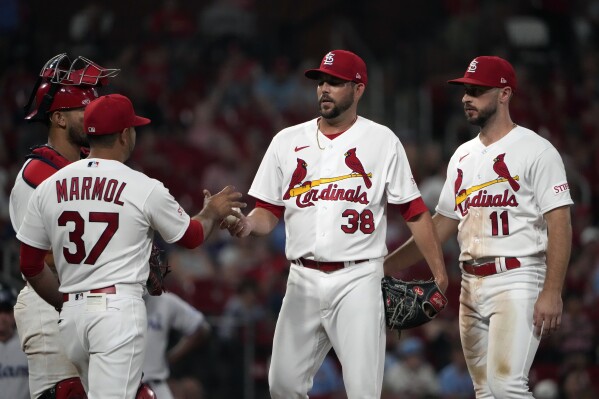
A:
[[454, 153, 520, 216], [283, 149, 373, 208]]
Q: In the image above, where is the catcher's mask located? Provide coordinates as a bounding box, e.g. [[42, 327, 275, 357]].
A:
[[24, 53, 120, 122]]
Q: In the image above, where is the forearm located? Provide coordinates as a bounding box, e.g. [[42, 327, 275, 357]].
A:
[[27, 266, 63, 310], [384, 236, 423, 274], [543, 206, 572, 293], [246, 207, 279, 236], [407, 212, 447, 285], [167, 325, 209, 365], [193, 212, 216, 241], [384, 212, 457, 276]]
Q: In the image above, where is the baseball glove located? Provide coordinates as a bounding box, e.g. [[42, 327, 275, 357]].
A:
[[146, 244, 170, 296], [381, 276, 448, 331]]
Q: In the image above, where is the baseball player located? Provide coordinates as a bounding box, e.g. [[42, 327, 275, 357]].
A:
[[225, 49, 448, 398], [10, 53, 118, 399], [385, 56, 573, 398], [0, 282, 29, 399], [16, 93, 245, 399], [142, 291, 210, 399]]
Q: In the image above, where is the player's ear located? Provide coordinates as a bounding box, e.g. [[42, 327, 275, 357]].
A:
[[50, 110, 67, 128], [354, 82, 366, 100], [118, 127, 129, 144], [499, 87, 513, 103]]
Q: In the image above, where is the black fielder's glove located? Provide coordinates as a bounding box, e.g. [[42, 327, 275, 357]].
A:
[[381, 276, 448, 331], [146, 244, 170, 296]]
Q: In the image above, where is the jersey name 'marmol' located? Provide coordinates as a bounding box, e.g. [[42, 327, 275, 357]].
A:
[[55, 177, 127, 206]]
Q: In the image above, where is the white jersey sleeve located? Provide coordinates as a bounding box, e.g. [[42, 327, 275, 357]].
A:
[[144, 182, 190, 243], [9, 160, 35, 234], [248, 135, 285, 206], [384, 138, 420, 205], [530, 146, 573, 214]]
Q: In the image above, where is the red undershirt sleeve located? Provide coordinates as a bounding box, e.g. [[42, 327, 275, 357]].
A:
[[20, 243, 48, 277], [255, 199, 284, 219], [176, 219, 204, 249], [396, 197, 428, 221]]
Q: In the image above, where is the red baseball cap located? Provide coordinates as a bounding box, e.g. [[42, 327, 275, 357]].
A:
[[305, 50, 368, 85], [448, 56, 517, 92], [84, 94, 151, 135]]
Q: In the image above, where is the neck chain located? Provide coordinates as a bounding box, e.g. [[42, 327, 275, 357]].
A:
[[316, 116, 358, 150]]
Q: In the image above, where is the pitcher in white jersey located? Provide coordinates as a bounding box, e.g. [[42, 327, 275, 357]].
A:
[[225, 49, 448, 399], [17, 94, 245, 399], [385, 56, 573, 398]]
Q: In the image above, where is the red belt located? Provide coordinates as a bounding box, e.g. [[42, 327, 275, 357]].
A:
[[294, 257, 368, 273], [462, 258, 521, 277], [62, 286, 116, 301]]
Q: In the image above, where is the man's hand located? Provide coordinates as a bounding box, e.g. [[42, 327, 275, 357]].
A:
[[222, 213, 253, 238], [533, 289, 563, 338], [200, 186, 246, 221]]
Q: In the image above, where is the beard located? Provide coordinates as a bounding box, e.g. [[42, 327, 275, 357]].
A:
[[319, 93, 354, 120], [67, 124, 88, 148], [465, 102, 497, 128]]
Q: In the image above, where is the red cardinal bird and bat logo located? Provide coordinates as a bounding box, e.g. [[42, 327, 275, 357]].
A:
[[344, 148, 372, 188], [493, 153, 520, 191], [284, 158, 308, 200]]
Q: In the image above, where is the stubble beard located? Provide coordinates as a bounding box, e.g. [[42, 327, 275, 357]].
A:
[[319, 95, 354, 120], [68, 125, 88, 149], [465, 102, 497, 129]]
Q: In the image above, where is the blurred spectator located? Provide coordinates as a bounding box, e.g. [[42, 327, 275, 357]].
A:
[[148, 0, 195, 39], [533, 379, 558, 399], [69, 2, 114, 57], [199, 0, 256, 43], [438, 343, 474, 399], [0, 281, 28, 399], [555, 293, 595, 363], [217, 278, 267, 398], [382, 336, 440, 398], [560, 358, 597, 399]]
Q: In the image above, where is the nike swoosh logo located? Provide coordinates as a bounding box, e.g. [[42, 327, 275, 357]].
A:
[[295, 146, 309, 152], [459, 153, 470, 162]]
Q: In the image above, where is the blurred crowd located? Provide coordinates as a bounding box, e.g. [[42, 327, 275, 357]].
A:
[[0, 0, 598, 398]]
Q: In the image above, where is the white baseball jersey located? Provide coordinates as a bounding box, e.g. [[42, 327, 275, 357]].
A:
[[0, 333, 30, 399], [436, 125, 573, 261], [143, 292, 206, 382], [17, 158, 191, 293], [9, 159, 35, 234], [249, 116, 420, 261]]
